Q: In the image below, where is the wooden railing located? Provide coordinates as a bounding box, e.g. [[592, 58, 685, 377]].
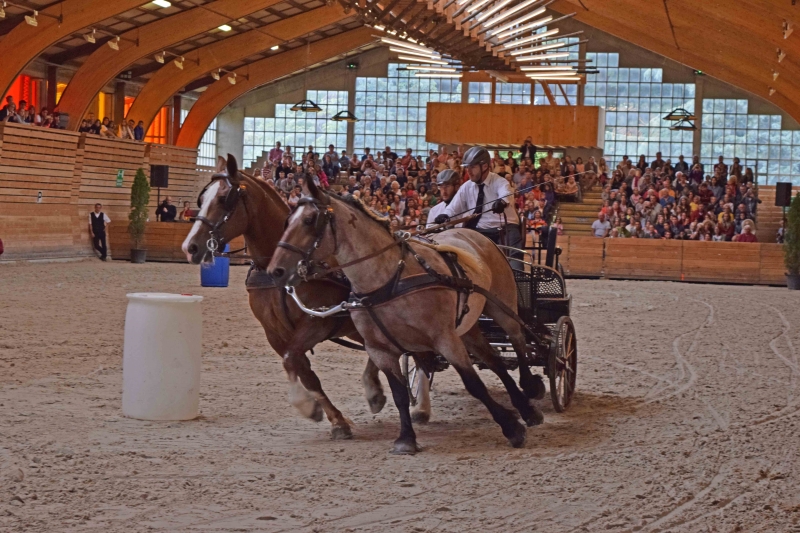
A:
[[108, 222, 247, 264], [550, 236, 786, 286], [0, 123, 205, 261]]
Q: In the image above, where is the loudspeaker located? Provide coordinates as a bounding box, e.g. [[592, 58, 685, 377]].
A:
[[150, 165, 169, 188], [776, 182, 792, 207]]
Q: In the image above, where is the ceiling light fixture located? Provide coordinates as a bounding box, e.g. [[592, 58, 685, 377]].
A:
[[464, 0, 494, 14], [663, 107, 696, 121], [270, 45, 279, 50], [406, 66, 458, 72], [520, 65, 576, 71], [290, 99, 323, 112], [0, 2, 7, 19], [777, 48, 786, 62], [492, 11, 549, 37], [218, 24, 232, 31], [152, 0, 172, 7], [414, 73, 462, 78], [669, 118, 696, 131], [523, 71, 577, 77], [475, 0, 514, 22], [397, 55, 449, 65], [389, 47, 441, 59], [769, 87, 776, 96], [173, 56, 184, 69], [508, 41, 571, 56], [228, 73, 237, 85], [25, 10, 37, 26], [107, 36, 120, 51], [83, 29, 96, 44], [525, 75, 582, 81], [480, 0, 541, 31], [498, 28, 560, 49], [331, 110, 359, 122], [154, 51, 165, 63], [211, 70, 220, 80], [514, 51, 571, 62], [773, 70, 780, 81], [380, 36, 440, 56]]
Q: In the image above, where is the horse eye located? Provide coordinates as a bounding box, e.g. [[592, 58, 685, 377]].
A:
[[303, 216, 315, 226]]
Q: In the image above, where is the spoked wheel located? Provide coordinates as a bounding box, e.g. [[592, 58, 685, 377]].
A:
[[401, 353, 433, 407], [548, 316, 577, 412]]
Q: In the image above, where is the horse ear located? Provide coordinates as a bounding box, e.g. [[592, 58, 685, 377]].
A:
[[226, 154, 240, 185], [216, 156, 226, 173], [306, 174, 320, 198]]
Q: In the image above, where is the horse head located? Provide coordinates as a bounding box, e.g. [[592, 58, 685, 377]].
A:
[[268, 177, 336, 286], [182, 154, 250, 264]]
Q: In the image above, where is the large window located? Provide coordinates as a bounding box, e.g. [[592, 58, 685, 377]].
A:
[[468, 82, 492, 104], [700, 99, 800, 184], [495, 83, 531, 104], [353, 64, 462, 154], [585, 52, 695, 167], [197, 118, 218, 167], [243, 90, 348, 165]]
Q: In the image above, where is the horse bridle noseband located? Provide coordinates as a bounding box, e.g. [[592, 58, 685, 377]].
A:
[[276, 197, 337, 281], [196, 177, 246, 254]]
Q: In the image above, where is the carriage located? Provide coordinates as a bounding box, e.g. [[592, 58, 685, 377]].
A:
[[402, 228, 578, 412]]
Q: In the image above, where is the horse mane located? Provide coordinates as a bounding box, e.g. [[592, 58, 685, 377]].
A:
[[239, 172, 289, 216], [327, 192, 391, 229]]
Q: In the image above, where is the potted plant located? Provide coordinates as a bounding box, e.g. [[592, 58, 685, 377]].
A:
[[785, 192, 800, 289], [128, 168, 150, 264]]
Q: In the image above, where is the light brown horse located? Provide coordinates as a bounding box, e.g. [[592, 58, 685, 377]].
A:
[[181, 155, 387, 439], [268, 179, 544, 454]]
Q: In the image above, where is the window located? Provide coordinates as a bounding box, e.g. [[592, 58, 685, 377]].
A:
[[197, 118, 217, 167], [468, 82, 492, 104], [242, 90, 348, 165], [533, 83, 577, 105], [145, 106, 169, 144], [495, 83, 531, 104], [585, 52, 695, 168], [700, 99, 799, 184], [353, 64, 462, 154]]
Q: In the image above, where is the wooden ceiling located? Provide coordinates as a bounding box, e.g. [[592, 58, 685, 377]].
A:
[[0, 0, 798, 146]]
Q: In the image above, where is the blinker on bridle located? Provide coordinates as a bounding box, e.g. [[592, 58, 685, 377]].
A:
[[195, 176, 246, 253], [276, 197, 337, 281]]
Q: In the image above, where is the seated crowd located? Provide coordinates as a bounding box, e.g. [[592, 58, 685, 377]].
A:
[[590, 153, 761, 242], [254, 138, 569, 233], [0, 96, 146, 140]]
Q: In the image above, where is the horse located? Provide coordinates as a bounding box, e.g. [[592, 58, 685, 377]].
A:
[[182, 154, 397, 439], [268, 179, 545, 454]]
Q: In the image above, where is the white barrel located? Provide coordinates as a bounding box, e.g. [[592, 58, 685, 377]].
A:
[[122, 293, 204, 420]]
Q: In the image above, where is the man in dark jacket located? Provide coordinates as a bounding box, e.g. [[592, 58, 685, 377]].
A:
[[156, 196, 177, 222]]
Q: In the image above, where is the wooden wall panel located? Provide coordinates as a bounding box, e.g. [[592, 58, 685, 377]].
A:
[[565, 236, 604, 276], [108, 222, 247, 264], [605, 239, 683, 280], [681, 241, 761, 284], [759, 244, 786, 285], [425, 103, 604, 148]]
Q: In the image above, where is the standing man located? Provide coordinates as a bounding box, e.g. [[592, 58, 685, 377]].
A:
[[427, 170, 462, 227], [156, 196, 177, 222], [89, 203, 110, 261], [269, 141, 284, 165], [520, 136, 537, 161], [435, 147, 524, 267]]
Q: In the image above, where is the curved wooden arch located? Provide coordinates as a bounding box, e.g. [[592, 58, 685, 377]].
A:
[[553, 0, 800, 123], [56, 0, 285, 129], [0, 0, 146, 100], [126, 4, 348, 132], [177, 27, 375, 148]]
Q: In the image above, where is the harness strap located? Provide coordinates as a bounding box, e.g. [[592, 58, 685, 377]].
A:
[[363, 305, 410, 355], [276, 241, 308, 257], [328, 338, 366, 351]]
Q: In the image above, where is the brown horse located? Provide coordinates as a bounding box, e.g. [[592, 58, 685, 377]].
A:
[[181, 155, 387, 439], [268, 179, 544, 454]]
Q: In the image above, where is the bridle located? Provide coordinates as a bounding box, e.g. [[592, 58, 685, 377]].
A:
[[276, 197, 337, 281], [195, 175, 246, 254]]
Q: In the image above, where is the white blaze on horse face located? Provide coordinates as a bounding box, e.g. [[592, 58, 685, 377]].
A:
[[182, 180, 221, 262]]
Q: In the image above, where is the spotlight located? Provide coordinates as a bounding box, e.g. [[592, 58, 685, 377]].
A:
[[778, 48, 786, 62], [0, 2, 6, 19], [152, 0, 171, 7], [83, 29, 96, 44], [154, 51, 165, 64], [270, 45, 279, 51], [108, 36, 120, 51], [769, 87, 777, 96], [174, 56, 184, 70], [218, 24, 232, 31], [228, 73, 237, 85], [25, 10, 38, 27]]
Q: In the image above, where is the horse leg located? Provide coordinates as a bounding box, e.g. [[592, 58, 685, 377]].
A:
[[286, 352, 353, 440], [460, 326, 543, 427], [436, 333, 526, 448], [485, 301, 546, 400], [361, 357, 387, 414], [365, 344, 419, 455], [410, 352, 435, 424], [283, 353, 324, 422]]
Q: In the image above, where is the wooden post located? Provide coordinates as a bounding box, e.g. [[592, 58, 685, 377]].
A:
[[46, 66, 58, 110], [172, 94, 182, 145], [114, 82, 126, 124]]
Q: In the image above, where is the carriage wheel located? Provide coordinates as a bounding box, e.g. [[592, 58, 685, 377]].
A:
[[548, 316, 577, 412], [401, 353, 432, 407]]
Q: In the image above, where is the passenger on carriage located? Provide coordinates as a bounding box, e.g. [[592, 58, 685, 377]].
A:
[[426, 169, 462, 228]]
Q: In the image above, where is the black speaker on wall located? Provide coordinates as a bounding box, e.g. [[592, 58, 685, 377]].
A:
[[150, 165, 169, 188], [776, 182, 792, 207]]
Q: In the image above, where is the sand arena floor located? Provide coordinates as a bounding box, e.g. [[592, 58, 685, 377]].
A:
[[1, 260, 800, 532]]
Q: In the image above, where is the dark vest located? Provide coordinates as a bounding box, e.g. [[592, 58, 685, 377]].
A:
[[91, 212, 106, 235]]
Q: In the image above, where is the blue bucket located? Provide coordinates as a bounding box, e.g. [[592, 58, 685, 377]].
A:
[[200, 244, 230, 287]]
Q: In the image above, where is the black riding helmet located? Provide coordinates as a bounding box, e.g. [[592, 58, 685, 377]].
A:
[[461, 146, 491, 168], [435, 169, 461, 186]]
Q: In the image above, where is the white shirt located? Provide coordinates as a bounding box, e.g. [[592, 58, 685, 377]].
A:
[[427, 201, 462, 228], [90, 212, 111, 224], [444, 172, 519, 229]]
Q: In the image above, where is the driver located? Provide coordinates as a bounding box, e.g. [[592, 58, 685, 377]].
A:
[[434, 146, 523, 263], [427, 169, 462, 228]]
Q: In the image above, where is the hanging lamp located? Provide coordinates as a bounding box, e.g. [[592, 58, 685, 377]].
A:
[[663, 107, 696, 121], [330, 52, 359, 122], [291, 33, 322, 113], [669, 118, 697, 131]]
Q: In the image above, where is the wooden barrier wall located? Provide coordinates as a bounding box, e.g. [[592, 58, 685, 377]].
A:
[[108, 222, 247, 264], [555, 236, 786, 286], [0, 123, 205, 261]]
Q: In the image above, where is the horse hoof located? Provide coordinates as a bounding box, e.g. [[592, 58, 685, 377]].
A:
[[331, 425, 353, 440], [311, 402, 324, 422], [390, 440, 420, 455], [367, 392, 387, 414], [411, 410, 430, 424], [504, 422, 527, 448], [521, 375, 546, 400], [524, 403, 544, 427]]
